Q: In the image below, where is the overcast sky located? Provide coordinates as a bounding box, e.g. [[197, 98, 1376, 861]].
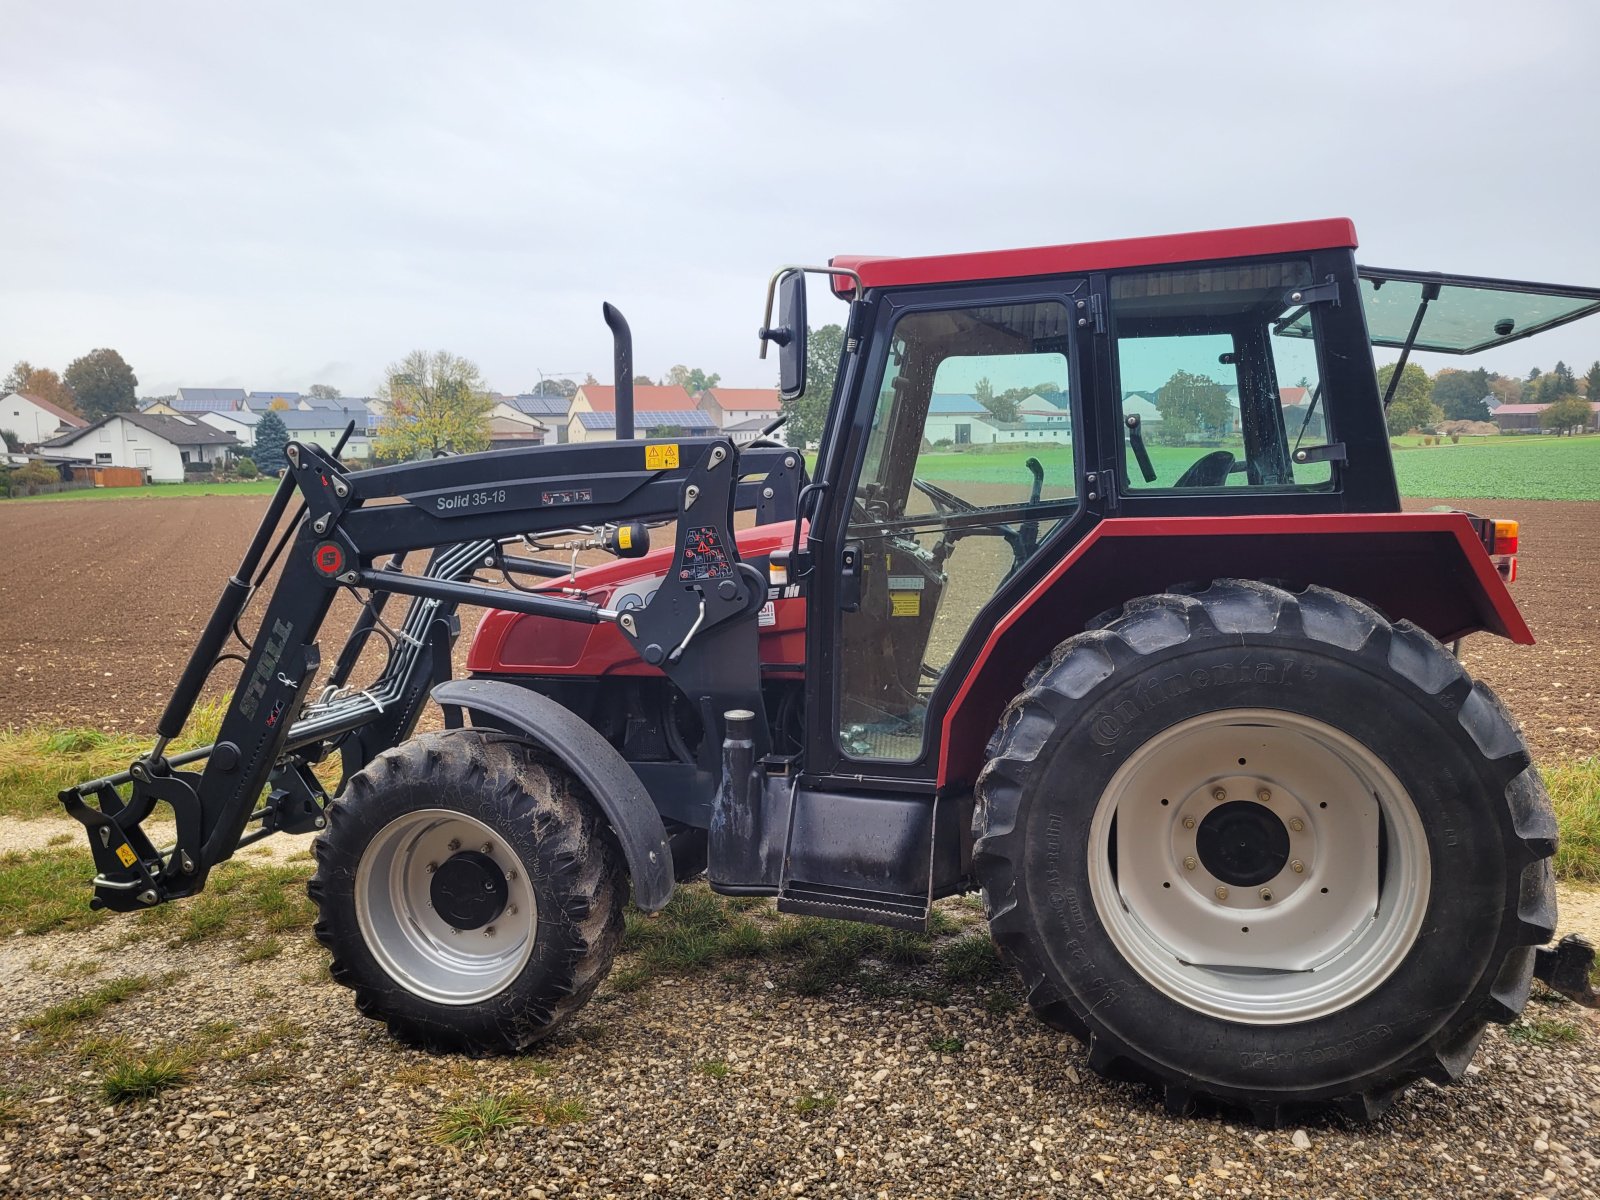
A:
[[3, 1, 1598, 398]]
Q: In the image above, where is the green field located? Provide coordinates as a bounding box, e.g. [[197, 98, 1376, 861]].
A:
[[913, 436, 1600, 502], [4, 478, 279, 503]]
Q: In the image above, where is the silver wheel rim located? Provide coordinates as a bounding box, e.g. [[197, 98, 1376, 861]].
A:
[[354, 808, 537, 1005], [1087, 709, 1429, 1024]]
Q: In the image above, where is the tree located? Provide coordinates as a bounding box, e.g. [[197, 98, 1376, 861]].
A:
[[1, 428, 19, 452], [633, 374, 657, 387], [778, 324, 844, 448], [665, 365, 722, 395], [375, 349, 493, 460], [3, 360, 79, 414], [1155, 370, 1231, 443], [254, 410, 290, 472], [1487, 374, 1522, 406], [1377, 362, 1439, 433], [268, 397, 292, 411], [530, 378, 577, 399], [1431, 368, 1492, 422], [1540, 392, 1593, 434], [1586, 361, 1600, 401], [307, 384, 342, 401], [63, 349, 138, 420]]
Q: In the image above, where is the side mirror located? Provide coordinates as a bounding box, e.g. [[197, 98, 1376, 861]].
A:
[[759, 269, 808, 400]]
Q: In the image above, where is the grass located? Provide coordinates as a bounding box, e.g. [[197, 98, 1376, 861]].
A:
[[1507, 1016, 1585, 1047], [1548, 759, 1600, 883], [926, 1034, 964, 1053], [0, 698, 230, 821], [697, 1059, 730, 1078], [100, 1046, 193, 1103], [5, 479, 280, 504], [793, 1093, 837, 1114], [910, 434, 1600, 502], [20, 973, 158, 1041], [0, 845, 108, 935], [433, 1092, 587, 1148]]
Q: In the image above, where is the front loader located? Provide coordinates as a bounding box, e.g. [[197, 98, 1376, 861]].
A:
[[60, 218, 1600, 1124]]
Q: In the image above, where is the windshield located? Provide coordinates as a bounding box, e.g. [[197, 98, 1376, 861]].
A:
[[1277, 267, 1600, 354]]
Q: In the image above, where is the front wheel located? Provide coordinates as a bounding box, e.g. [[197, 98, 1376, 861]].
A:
[[974, 581, 1558, 1123], [309, 730, 626, 1053]]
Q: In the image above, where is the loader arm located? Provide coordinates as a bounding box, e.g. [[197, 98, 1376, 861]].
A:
[[61, 435, 793, 912]]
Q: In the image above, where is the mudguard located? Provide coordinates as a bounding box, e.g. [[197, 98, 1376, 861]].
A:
[[431, 678, 674, 911]]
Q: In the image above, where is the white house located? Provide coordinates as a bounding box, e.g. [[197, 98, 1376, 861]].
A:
[[277, 408, 378, 459], [700, 388, 783, 440], [199, 409, 261, 448], [923, 393, 997, 445], [43, 413, 238, 482], [1, 392, 87, 447]]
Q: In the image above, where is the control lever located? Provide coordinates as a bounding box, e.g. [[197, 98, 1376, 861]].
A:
[[1125, 414, 1158, 483]]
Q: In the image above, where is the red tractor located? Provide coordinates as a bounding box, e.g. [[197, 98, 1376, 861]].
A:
[[63, 218, 1599, 1123]]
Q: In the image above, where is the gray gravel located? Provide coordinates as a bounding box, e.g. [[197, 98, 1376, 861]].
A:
[[2, 884, 1598, 1199]]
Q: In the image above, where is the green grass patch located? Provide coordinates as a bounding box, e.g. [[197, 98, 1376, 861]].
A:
[[1507, 1016, 1585, 1047], [793, 1092, 837, 1114], [697, 1059, 730, 1078], [101, 1046, 193, 1103], [21, 974, 157, 1041], [937, 934, 1003, 983], [433, 1092, 587, 1148], [1548, 758, 1600, 884], [5, 479, 281, 504], [0, 846, 107, 935], [926, 1034, 964, 1053], [0, 699, 229, 820]]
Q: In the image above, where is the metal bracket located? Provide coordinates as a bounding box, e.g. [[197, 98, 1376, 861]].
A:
[[1285, 278, 1340, 308], [1075, 293, 1106, 335], [1291, 442, 1347, 466]]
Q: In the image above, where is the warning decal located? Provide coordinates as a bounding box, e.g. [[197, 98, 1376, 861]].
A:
[[645, 443, 680, 470], [890, 591, 921, 618], [115, 843, 138, 868], [680, 526, 732, 580]]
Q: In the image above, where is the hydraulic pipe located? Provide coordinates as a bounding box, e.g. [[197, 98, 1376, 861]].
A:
[[603, 302, 634, 440], [154, 469, 299, 743]]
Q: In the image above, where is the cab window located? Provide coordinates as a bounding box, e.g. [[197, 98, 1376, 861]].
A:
[[1111, 261, 1333, 490]]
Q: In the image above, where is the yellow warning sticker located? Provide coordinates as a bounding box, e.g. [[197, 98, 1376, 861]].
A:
[[115, 843, 137, 868], [645, 443, 680, 470], [890, 591, 921, 618], [617, 525, 632, 550]]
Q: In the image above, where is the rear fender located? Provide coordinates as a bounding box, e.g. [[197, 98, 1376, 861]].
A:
[[939, 512, 1531, 788], [432, 679, 673, 910]]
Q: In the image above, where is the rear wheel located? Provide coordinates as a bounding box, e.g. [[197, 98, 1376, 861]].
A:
[[310, 730, 625, 1053], [974, 580, 1557, 1123]]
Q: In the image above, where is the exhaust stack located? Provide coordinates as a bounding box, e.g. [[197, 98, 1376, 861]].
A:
[[602, 302, 634, 440]]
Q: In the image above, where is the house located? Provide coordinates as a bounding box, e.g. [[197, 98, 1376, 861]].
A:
[[168, 388, 248, 413], [700, 388, 782, 439], [276, 408, 379, 458], [1, 392, 87, 446], [485, 398, 546, 449], [509, 394, 573, 442], [565, 384, 702, 442], [199, 408, 261, 448], [1016, 392, 1071, 427], [42, 413, 238, 482], [1492, 401, 1600, 433], [569, 409, 718, 443], [247, 391, 302, 411], [923, 393, 995, 445]]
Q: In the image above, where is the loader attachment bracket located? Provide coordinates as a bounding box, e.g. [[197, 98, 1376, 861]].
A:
[[1534, 934, 1599, 1008]]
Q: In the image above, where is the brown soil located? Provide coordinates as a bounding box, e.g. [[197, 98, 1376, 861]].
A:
[[1, 493, 1596, 764]]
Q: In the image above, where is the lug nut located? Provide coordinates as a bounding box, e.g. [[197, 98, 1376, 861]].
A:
[[507, 906, 518, 917], [1183, 856, 1197, 871], [1214, 886, 1229, 901], [425, 862, 438, 874], [480, 843, 492, 855], [1289, 818, 1305, 832], [1182, 816, 1196, 830], [447, 839, 461, 852], [1259, 888, 1274, 902], [506, 869, 518, 881], [1291, 859, 1305, 874], [484, 925, 496, 937], [1211, 787, 1227, 802], [1257, 788, 1272, 803]]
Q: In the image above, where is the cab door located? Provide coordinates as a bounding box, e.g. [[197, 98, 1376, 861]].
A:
[[803, 282, 1098, 783]]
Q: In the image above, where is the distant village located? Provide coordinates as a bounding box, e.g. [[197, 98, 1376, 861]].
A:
[[1, 384, 784, 485]]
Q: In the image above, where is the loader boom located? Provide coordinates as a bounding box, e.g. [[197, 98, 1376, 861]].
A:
[[62, 433, 801, 912]]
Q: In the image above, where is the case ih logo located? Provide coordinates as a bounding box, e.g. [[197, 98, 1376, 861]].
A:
[[313, 542, 345, 576]]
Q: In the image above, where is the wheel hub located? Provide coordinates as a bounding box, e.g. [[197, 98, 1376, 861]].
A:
[[1196, 800, 1289, 887], [430, 850, 509, 930]]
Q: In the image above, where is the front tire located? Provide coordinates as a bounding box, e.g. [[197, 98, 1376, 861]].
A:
[[974, 581, 1557, 1123], [310, 730, 626, 1053]]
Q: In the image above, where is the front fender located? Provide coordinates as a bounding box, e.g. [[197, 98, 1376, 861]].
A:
[[431, 679, 673, 911]]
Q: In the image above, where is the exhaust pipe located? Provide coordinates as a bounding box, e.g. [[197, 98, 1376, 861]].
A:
[[602, 302, 633, 440]]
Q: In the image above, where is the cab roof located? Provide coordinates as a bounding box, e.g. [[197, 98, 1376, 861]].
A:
[[829, 218, 1359, 294]]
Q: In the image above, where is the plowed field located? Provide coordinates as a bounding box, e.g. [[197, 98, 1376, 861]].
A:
[[1, 494, 1595, 763]]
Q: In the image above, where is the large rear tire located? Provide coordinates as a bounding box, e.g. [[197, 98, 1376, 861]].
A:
[[973, 580, 1558, 1123], [309, 730, 625, 1053]]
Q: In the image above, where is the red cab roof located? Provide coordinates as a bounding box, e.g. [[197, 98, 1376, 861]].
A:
[[830, 218, 1358, 294]]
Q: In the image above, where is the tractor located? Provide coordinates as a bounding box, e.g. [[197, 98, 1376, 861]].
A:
[[60, 218, 1600, 1124]]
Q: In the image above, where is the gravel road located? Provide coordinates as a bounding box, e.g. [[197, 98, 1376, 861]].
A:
[[2, 881, 1597, 1199]]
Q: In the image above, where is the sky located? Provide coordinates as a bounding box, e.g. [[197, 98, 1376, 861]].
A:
[[3, 1, 1598, 399]]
